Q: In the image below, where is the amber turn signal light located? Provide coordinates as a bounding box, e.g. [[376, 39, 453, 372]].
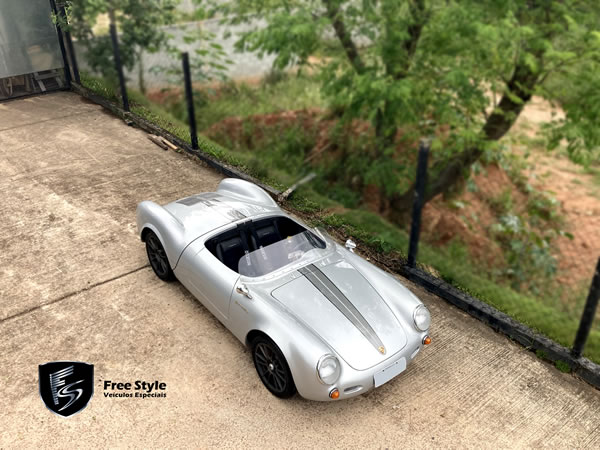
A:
[[329, 388, 340, 399], [423, 336, 431, 345]]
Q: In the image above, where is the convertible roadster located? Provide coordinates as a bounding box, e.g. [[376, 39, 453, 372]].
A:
[[136, 178, 431, 401]]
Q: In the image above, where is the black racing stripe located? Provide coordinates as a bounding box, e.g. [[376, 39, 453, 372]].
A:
[[299, 264, 385, 353]]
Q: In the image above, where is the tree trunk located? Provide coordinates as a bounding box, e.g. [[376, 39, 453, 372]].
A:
[[322, 0, 365, 74], [386, 63, 539, 224]]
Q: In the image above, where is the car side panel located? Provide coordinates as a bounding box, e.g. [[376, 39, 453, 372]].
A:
[[174, 239, 239, 323]]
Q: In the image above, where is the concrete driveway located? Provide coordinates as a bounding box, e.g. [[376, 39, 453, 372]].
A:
[[1, 92, 599, 448]]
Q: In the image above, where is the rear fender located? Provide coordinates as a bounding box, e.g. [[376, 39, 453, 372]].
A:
[[136, 200, 186, 269], [217, 178, 277, 207]]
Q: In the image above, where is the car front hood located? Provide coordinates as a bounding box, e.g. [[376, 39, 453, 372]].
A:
[[271, 259, 407, 370]]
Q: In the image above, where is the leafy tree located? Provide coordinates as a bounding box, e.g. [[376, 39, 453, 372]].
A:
[[57, 0, 230, 90], [58, 1, 179, 83], [209, 0, 600, 223]]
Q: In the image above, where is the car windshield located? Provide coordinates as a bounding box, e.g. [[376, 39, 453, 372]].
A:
[[238, 230, 329, 277]]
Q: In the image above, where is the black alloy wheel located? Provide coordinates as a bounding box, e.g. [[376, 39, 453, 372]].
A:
[[145, 230, 175, 281], [252, 336, 296, 399]]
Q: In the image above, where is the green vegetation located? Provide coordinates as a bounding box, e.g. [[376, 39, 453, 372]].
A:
[[535, 350, 571, 374], [487, 188, 514, 216], [59, 1, 230, 93], [213, 0, 600, 226], [487, 186, 569, 294], [490, 212, 558, 292], [163, 72, 326, 131], [555, 360, 572, 374], [175, 4, 213, 23], [58, 1, 178, 84]]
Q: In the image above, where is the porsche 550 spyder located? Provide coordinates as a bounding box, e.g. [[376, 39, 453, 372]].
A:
[[136, 178, 431, 401]]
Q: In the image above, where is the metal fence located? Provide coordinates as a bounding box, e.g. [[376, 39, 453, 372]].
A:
[[407, 142, 600, 363]]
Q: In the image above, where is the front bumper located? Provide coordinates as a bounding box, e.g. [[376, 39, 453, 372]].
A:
[[297, 332, 429, 401]]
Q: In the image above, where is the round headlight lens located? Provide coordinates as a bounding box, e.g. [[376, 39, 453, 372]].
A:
[[413, 305, 431, 331], [317, 355, 341, 385]]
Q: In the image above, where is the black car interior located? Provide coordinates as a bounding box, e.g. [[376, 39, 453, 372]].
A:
[[205, 216, 323, 273]]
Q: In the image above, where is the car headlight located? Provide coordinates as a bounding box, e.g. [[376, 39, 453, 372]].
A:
[[317, 354, 341, 385], [413, 304, 431, 331]]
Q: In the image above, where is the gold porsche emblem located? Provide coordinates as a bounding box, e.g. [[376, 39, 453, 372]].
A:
[[378, 346, 386, 354]]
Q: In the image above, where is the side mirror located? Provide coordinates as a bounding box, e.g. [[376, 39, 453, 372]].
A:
[[345, 239, 357, 253]]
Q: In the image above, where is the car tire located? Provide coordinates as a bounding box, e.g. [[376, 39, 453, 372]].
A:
[[145, 230, 176, 282], [252, 335, 296, 399]]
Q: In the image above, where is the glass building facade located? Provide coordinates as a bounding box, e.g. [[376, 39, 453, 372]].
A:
[[0, 0, 65, 99]]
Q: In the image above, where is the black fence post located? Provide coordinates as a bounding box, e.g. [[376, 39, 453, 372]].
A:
[[49, 0, 71, 87], [182, 52, 199, 150], [407, 140, 430, 268], [59, 4, 81, 84], [109, 10, 129, 112], [572, 257, 600, 358]]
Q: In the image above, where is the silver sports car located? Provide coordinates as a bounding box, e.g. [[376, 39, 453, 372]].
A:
[[136, 178, 431, 401]]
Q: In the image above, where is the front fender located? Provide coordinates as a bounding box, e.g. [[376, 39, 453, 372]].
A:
[[229, 289, 335, 401]]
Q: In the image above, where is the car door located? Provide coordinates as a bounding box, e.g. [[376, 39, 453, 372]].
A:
[[175, 238, 240, 324]]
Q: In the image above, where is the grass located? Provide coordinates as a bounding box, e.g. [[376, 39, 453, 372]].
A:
[[555, 360, 572, 373], [80, 71, 600, 365], [161, 72, 326, 131], [487, 188, 514, 215]]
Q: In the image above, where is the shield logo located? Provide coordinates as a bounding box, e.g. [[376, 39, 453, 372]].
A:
[[39, 361, 94, 417]]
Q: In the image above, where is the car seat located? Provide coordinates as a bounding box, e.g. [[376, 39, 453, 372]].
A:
[[216, 236, 245, 272]]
